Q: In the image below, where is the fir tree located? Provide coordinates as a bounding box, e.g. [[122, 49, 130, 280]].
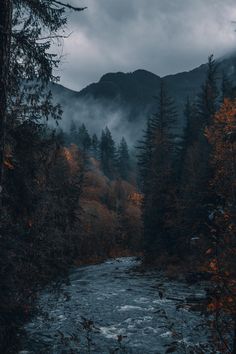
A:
[[117, 137, 130, 180], [138, 81, 178, 259], [0, 2, 85, 349], [77, 123, 91, 152], [91, 133, 99, 159], [221, 72, 234, 101], [100, 127, 116, 179], [178, 55, 220, 256], [70, 120, 78, 144], [197, 54, 219, 127]]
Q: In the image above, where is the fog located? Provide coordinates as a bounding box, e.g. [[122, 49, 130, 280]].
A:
[[51, 94, 148, 147]]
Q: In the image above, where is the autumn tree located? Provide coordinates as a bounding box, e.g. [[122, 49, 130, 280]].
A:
[[206, 98, 236, 353]]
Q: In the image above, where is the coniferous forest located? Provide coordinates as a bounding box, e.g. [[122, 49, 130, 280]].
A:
[[1, 1, 236, 353]]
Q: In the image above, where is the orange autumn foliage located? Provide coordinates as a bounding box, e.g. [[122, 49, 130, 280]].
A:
[[62, 144, 81, 175], [79, 155, 143, 259], [206, 98, 236, 348], [4, 160, 14, 170]]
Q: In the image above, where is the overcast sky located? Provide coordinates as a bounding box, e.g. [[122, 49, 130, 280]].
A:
[[56, 0, 236, 91]]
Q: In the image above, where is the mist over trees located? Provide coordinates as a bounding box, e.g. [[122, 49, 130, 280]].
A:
[[1, 1, 236, 353]]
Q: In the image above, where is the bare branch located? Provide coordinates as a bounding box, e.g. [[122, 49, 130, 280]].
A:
[[51, 0, 87, 11], [37, 32, 73, 41]]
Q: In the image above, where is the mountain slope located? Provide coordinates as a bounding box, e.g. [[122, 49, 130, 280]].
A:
[[51, 55, 236, 144]]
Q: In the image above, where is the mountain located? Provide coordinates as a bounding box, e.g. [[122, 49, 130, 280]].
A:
[[51, 54, 236, 144]]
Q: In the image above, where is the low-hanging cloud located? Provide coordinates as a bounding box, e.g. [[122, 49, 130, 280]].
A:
[[50, 92, 147, 147], [56, 0, 236, 91]]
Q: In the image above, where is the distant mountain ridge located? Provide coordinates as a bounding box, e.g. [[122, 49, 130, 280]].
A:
[[50, 54, 236, 144]]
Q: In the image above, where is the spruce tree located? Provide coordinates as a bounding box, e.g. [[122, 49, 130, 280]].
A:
[[221, 72, 235, 101], [138, 81, 178, 259], [0, 2, 85, 349], [197, 54, 218, 127], [91, 133, 99, 159], [178, 55, 219, 256], [117, 137, 130, 180], [100, 127, 116, 179], [70, 120, 78, 144], [77, 124, 91, 152]]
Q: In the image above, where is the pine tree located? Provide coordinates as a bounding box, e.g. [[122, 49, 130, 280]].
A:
[[0, 2, 85, 349], [70, 120, 78, 144], [177, 55, 219, 257], [138, 81, 178, 259], [221, 72, 235, 101], [197, 54, 219, 127], [100, 127, 116, 179], [117, 137, 130, 180], [77, 124, 91, 152], [91, 133, 99, 159], [137, 117, 153, 194]]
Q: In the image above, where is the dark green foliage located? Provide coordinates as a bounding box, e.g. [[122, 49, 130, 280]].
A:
[[0, 1, 86, 351], [197, 54, 219, 127], [117, 137, 130, 180], [68, 121, 92, 153], [174, 55, 219, 259], [70, 120, 78, 144], [138, 81, 179, 259], [100, 127, 116, 179], [221, 71, 235, 101], [77, 124, 91, 152], [91, 133, 99, 159], [137, 117, 153, 195]]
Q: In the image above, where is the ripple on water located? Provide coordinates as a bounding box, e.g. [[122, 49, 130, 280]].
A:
[[99, 325, 124, 339], [118, 305, 155, 312], [20, 257, 211, 354]]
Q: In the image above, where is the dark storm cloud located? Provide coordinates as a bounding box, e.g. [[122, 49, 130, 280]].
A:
[[58, 0, 236, 90]]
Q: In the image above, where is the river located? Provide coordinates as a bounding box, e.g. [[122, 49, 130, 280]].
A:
[[19, 257, 213, 354]]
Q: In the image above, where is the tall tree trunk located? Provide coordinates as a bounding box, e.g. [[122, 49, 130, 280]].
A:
[[0, 0, 12, 208]]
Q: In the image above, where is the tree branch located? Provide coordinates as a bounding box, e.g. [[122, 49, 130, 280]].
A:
[[51, 0, 87, 11], [37, 32, 73, 41]]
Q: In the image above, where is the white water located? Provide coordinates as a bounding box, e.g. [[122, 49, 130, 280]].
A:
[[19, 257, 212, 353]]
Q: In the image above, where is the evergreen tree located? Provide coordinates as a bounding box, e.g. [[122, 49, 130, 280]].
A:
[[100, 127, 116, 179], [221, 72, 235, 101], [138, 81, 178, 259], [197, 54, 219, 127], [137, 117, 153, 194], [91, 133, 99, 159], [69, 120, 78, 144], [77, 124, 91, 152], [177, 55, 219, 257], [117, 137, 130, 180], [0, 2, 85, 349]]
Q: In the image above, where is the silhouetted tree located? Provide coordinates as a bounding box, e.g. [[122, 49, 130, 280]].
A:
[[77, 124, 91, 152], [117, 137, 130, 180], [138, 81, 178, 260], [91, 133, 99, 159], [0, 1, 86, 350], [100, 127, 116, 179]]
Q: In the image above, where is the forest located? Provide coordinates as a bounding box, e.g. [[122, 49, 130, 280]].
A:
[[0, 1, 236, 353]]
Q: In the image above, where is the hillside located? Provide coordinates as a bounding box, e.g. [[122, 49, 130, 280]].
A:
[[51, 54, 236, 144]]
